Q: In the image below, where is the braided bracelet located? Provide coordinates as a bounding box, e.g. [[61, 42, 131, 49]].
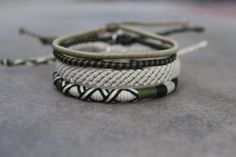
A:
[[56, 58, 180, 88], [0, 48, 175, 69], [53, 72, 178, 103], [54, 50, 176, 70], [1, 21, 207, 103]]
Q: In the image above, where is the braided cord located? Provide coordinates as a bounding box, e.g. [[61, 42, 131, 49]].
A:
[[118, 20, 189, 27], [18, 21, 203, 45], [53, 72, 178, 103], [0, 55, 55, 67], [54, 52, 176, 70], [56, 58, 180, 88]]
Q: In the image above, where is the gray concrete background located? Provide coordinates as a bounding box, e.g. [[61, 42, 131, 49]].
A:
[[0, 1, 236, 157]]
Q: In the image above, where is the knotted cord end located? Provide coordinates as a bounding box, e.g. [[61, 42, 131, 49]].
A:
[[0, 59, 13, 67], [18, 27, 56, 45]]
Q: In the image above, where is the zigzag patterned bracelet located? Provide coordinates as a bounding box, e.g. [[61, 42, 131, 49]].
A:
[[53, 72, 178, 103]]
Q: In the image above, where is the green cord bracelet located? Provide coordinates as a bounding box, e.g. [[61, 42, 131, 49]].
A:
[[53, 52, 176, 70], [52, 23, 179, 59]]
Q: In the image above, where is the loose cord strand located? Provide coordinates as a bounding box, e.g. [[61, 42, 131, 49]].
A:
[[0, 55, 55, 67], [120, 20, 189, 27], [18, 24, 204, 46], [19, 27, 56, 45], [158, 26, 204, 36], [178, 40, 208, 56]]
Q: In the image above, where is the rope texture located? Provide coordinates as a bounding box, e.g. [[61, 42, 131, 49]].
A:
[[56, 58, 180, 88], [0, 55, 55, 67], [54, 51, 176, 70], [53, 72, 178, 103]]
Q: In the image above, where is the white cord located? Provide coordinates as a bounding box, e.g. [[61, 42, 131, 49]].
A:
[[178, 40, 208, 56]]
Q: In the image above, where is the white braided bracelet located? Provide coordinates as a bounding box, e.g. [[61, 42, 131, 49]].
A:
[[56, 58, 180, 88]]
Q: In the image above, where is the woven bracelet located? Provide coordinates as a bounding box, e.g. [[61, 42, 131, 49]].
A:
[[53, 72, 178, 103], [54, 51, 176, 70], [56, 58, 180, 88]]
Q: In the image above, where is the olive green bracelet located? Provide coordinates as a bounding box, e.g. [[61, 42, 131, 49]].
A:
[[52, 27, 177, 69], [52, 23, 179, 59], [53, 51, 176, 70]]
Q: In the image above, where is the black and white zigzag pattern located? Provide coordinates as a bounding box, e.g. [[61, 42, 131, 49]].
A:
[[53, 72, 139, 103], [0, 55, 55, 67]]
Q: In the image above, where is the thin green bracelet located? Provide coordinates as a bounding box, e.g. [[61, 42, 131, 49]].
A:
[[52, 23, 179, 59], [54, 52, 176, 69]]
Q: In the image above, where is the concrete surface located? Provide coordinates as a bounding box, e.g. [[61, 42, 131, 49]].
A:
[[0, 1, 236, 157]]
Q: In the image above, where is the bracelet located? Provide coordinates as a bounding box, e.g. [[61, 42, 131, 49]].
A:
[[52, 24, 179, 59], [53, 72, 178, 103], [54, 50, 176, 70], [53, 34, 177, 69], [56, 58, 180, 88]]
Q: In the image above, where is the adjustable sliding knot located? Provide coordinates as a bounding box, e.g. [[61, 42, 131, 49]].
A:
[[105, 23, 120, 32], [19, 27, 56, 45]]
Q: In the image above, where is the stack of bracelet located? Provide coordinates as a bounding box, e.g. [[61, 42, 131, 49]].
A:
[[52, 22, 199, 103], [0, 21, 207, 103]]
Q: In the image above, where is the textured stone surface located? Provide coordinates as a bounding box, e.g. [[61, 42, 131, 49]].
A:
[[0, 1, 236, 157]]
